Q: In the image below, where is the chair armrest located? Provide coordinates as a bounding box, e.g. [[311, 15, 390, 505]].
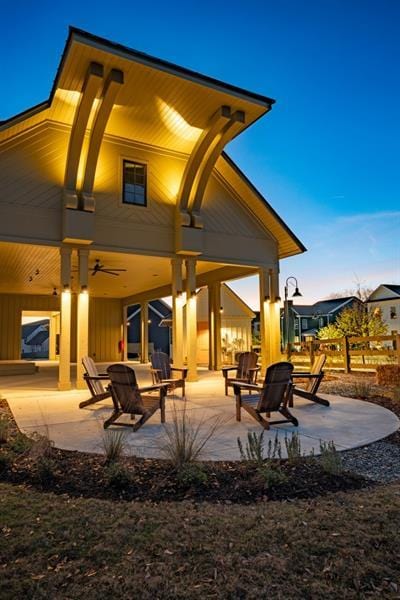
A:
[[248, 367, 260, 373], [140, 383, 168, 393], [84, 374, 110, 381], [292, 373, 320, 380], [171, 367, 188, 378], [232, 381, 263, 392]]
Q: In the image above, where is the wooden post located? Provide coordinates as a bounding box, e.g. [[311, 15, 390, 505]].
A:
[[140, 302, 149, 363], [343, 336, 350, 373], [308, 340, 314, 368], [396, 334, 400, 366]]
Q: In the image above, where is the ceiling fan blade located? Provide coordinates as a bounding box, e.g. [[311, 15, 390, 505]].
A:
[[91, 271, 98, 276], [101, 270, 120, 276], [105, 268, 127, 272]]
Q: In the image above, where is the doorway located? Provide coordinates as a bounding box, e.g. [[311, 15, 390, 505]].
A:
[[21, 310, 60, 360]]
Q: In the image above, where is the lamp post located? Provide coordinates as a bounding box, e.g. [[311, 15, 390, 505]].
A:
[[284, 276, 302, 356]]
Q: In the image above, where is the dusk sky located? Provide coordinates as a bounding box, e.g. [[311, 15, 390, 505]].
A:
[[2, 0, 399, 308]]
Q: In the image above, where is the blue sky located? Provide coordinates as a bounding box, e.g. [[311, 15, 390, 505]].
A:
[[1, 0, 399, 307]]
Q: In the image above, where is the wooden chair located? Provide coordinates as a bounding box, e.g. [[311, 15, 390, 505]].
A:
[[222, 351, 260, 395], [104, 364, 167, 431], [233, 361, 298, 430], [79, 356, 111, 408], [150, 351, 188, 397], [290, 354, 329, 407]]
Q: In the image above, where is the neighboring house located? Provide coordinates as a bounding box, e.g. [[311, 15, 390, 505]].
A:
[[283, 297, 363, 342], [127, 299, 172, 358], [196, 284, 255, 365], [367, 284, 400, 333], [0, 27, 305, 388], [21, 319, 49, 358]]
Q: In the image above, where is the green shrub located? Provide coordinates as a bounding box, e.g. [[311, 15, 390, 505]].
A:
[[104, 462, 132, 490], [101, 429, 127, 464], [350, 381, 373, 399], [319, 440, 343, 475], [284, 432, 302, 462], [36, 456, 57, 485], [176, 463, 208, 487], [0, 451, 12, 472], [258, 464, 288, 488], [238, 431, 282, 464], [0, 415, 9, 444], [9, 432, 32, 454]]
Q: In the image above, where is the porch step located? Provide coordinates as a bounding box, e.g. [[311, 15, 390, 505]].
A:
[[0, 360, 37, 376]]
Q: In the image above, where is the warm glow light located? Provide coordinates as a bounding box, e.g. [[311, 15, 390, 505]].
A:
[[156, 98, 202, 143]]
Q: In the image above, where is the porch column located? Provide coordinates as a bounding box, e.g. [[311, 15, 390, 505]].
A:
[[171, 258, 184, 367], [58, 247, 72, 390], [185, 257, 198, 381], [259, 267, 271, 371], [48, 313, 58, 360], [140, 302, 149, 363], [122, 304, 128, 361], [76, 248, 89, 389], [208, 283, 222, 370], [269, 268, 282, 364]]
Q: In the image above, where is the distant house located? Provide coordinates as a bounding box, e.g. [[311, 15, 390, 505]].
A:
[[367, 285, 400, 333], [283, 296, 363, 342], [127, 300, 172, 359], [21, 319, 50, 359]]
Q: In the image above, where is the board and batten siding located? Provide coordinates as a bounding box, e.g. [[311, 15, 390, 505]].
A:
[[88, 297, 123, 362], [0, 294, 59, 360]]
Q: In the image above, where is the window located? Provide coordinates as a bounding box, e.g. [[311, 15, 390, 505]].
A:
[[319, 317, 324, 328], [302, 318, 308, 329], [123, 160, 147, 206], [390, 306, 397, 319]]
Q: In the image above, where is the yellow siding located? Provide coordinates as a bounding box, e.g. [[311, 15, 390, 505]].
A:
[[89, 297, 122, 362], [0, 294, 59, 359]]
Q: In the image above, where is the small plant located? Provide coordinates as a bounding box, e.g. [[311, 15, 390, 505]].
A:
[[319, 440, 343, 475], [29, 429, 54, 460], [9, 432, 32, 455], [238, 431, 282, 464], [350, 381, 373, 399], [176, 463, 208, 487], [258, 464, 288, 488], [36, 456, 56, 485], [0, 415, 9, 444], [159, 401, 222, 469], [101, 429, 127, 464], [0, 451, 12, 472], [284, 432, 302, 462], [391, 387, 400, 402], [104, 462, 132, 490]]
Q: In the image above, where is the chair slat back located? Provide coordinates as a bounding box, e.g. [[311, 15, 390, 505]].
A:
[[107, 364, 145, 414], [258, 361, 293, 412], [82, 356, 105, 396], [236, 351, 258, 379], [151, 352, 171, 380], [307, 354, 326, 393]]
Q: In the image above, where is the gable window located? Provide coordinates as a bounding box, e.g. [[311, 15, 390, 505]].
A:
[[390, 306, 397, 319], [123, 160, 147, 206]]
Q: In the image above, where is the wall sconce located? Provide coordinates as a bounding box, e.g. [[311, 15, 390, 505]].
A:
[[219, 306, 224, 314], [63, 284, 70, 292], [148, 319, 152, 324], [52, 288, 58, 297], [81, 285, 88, 294], [264, 295, 270, 302], [190, 290, 197, 297], [176, 290, 182, 297], [275, 296, 281, 302]]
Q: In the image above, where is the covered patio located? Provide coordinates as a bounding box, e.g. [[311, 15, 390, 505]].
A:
[[2, 362, 398, 461]]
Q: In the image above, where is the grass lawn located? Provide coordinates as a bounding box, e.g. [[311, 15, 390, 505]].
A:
[[1, 482, 400, 599]]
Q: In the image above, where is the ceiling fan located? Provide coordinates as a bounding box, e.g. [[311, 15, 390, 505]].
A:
[[91, 259, 127, 277]]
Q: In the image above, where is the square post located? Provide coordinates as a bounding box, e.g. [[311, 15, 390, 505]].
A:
[[171, 258, 184, 367], [185, 257, 198, 381], [208, 283, 222, 370], [58, 247, 72, 390], [140, 302, 149, 363], [76, 248, 89, 389]]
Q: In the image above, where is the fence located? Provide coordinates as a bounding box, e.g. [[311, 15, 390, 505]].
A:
[[287, 333, 400, 372]]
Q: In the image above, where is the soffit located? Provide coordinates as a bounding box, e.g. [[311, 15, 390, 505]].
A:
[[0, 241, 231, 298]]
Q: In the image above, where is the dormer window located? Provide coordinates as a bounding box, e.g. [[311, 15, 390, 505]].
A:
[[123, 160, 147, 206]]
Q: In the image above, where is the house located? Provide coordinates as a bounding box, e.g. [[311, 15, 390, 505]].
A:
[[0, 27, 305, 389], [282, 296, 362, 343], [196, 284, 255, 365], [21, 319, 50, 359], [127, 299, 172, 358], [367, 284, 400, 333]]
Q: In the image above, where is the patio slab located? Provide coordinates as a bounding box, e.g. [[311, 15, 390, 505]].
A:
[[2, 362, 399, 461]]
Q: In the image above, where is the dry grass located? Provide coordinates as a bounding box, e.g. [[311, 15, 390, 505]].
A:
[[1, 482, 400, 598]]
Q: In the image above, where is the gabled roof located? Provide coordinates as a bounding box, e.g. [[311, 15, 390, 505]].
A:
[[367, 284, 400, 303], [291, 297, 360, 317], [22, 319, 49, 340]]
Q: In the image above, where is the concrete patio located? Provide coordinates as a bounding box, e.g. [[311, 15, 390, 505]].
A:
[[1, 362, 399, 461]]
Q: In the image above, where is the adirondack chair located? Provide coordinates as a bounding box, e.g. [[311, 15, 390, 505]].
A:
[[222, 351, 260, 395], [150, 351, 188, 397], [104, 364, 166, 431], [79, 356, 111, 408], [290, 354, 329, 407], [233, 361, 298, 430]]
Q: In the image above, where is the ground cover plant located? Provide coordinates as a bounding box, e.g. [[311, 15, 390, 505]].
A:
[[1, 482, 400, 598]]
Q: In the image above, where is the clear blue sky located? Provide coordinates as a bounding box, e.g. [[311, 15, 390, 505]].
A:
[[2, 0, 399, 307]]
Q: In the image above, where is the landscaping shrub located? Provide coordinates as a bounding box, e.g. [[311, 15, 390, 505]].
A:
[[176, 463, 208, 487], [159, 400, 221, 469], [0, 451, 12, 472], [0, 415, 9, 444], [36, 456, 57, 485], [237, 431, 282, 464], [104, 462, 132, 490], [9, 432, 32, 455], [284, 432, 302, 462], [29, 429, 54, 459], [376, 365, 400, 386], [319, 440, 343, 475], [101, 429, 127, 464], [350, 381, 373, 399]]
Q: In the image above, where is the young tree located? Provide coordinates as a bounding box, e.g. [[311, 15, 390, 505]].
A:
[[318, 304, 387, 339]]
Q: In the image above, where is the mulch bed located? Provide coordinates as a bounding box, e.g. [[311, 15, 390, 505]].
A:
[[0, 399, 368, 504]]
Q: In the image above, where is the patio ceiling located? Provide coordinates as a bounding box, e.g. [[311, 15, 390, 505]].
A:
[[0, 241, 256, 299]]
